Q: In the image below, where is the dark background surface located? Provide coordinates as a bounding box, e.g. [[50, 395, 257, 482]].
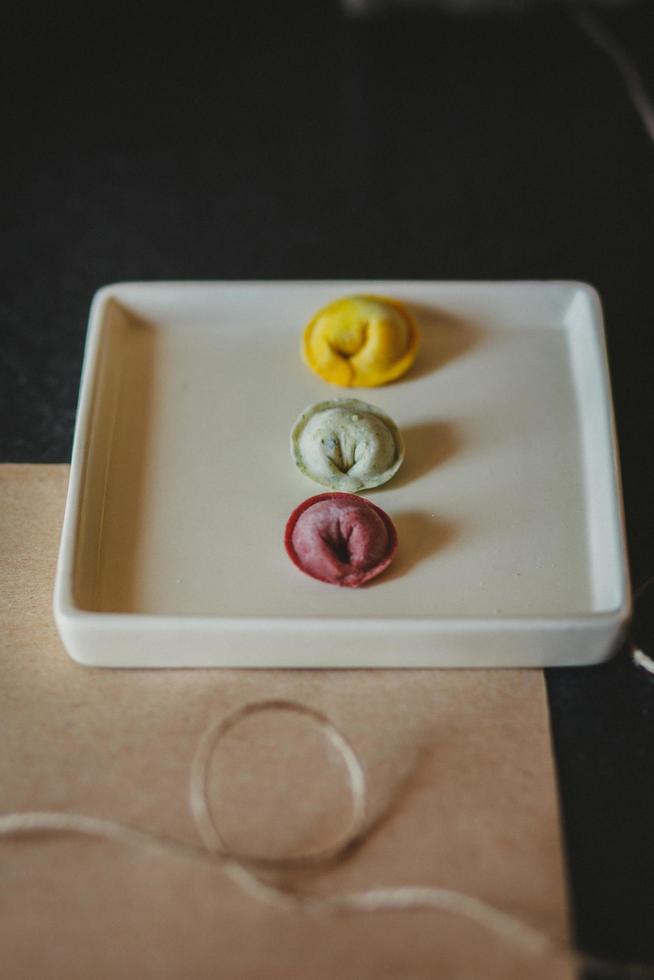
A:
[[2, 1, 653, 976]]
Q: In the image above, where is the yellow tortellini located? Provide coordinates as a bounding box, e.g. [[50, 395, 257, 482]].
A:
[[302, 295, 419, 387]]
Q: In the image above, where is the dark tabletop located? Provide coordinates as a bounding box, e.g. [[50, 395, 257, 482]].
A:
[[2, 1, 653, 976]]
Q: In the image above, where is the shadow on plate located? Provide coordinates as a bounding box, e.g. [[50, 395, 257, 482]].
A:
[[392, 419, 463, 489], [384, 511, 460, 581], [402, 303, 483, 382]]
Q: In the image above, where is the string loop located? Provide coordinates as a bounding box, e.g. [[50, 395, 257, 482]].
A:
[[189, 699, 367, 867], [2, 693, 654, 976]]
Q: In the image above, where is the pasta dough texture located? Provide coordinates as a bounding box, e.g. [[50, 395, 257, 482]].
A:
[[291, 398, 404, 492], [302, 295, 419, 387], [285, 493, 398, 587]]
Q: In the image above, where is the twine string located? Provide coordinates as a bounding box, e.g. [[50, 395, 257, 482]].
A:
[[2, 605, 654, 975], [632, 576, 654, 675], [575, 7, 654, 146], [2, 698, 654, 975], [189, 699, 367, 867]]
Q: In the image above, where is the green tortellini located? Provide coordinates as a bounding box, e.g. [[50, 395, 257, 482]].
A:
[[291, 398, 404, 492]]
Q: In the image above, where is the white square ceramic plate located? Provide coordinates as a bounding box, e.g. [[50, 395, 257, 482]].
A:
[[54, 281, 630, 667]]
